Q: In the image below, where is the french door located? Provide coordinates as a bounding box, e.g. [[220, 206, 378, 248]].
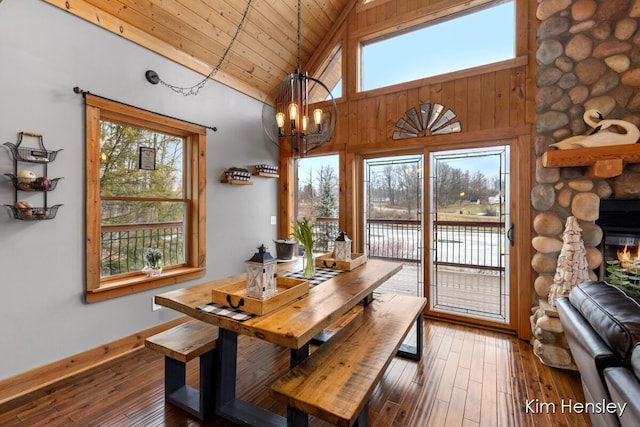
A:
[[363, 155, 424, 298], [427, 146, 511, 324]]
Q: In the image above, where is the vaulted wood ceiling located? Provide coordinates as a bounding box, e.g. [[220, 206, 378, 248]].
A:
[[45, 0, 354, 102]]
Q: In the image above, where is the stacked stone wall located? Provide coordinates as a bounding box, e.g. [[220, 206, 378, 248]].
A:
[[533, 0, 640, 369]]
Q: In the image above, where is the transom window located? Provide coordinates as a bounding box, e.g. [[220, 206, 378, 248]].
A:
[[360, 0, 515, 91], [85, 95, 206, 302]]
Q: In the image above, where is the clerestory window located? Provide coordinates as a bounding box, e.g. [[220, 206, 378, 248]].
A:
[[360, 0, 515, 92]]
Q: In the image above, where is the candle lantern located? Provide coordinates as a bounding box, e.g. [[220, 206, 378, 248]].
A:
[[334, 231, 352, 261], [245, 244, 278, 299]]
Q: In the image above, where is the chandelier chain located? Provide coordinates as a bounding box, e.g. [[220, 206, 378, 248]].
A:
[[297, 0, 301, 72], [159, 0, 253, 96]]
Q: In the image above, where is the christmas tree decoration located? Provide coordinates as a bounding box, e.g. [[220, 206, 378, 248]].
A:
[[548, 216, 590, 307]]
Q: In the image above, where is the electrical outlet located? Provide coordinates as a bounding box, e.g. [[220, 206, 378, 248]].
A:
[[152, 297, 162, 311], [270, 215, 277, 225]]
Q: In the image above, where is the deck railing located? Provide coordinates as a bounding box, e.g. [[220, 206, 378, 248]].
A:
[[99, 218, 503, 275], [367, 219, 422, 262], [312, 217, 340, 253], [434, 220, 504, 271], [100, 221, 184, 276], [359, 218, 504, 271]]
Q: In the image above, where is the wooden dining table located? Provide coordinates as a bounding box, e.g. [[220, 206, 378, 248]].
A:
[[154, 258, 404, 427]]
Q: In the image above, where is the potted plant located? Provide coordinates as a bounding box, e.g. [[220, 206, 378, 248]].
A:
[[292, 218, 315, 278], [144, 247, 163, 276]]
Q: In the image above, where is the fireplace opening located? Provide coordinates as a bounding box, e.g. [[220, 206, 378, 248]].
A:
[[596, 199, 640, 282]]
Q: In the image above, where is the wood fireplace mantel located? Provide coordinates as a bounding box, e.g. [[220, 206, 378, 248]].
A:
[[541, 144, 640, 178]]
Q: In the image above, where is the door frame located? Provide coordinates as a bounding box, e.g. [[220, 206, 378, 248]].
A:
[[420, 137, 530, 336]]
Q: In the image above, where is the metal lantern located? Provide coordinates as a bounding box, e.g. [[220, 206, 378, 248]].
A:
[[245, 244, 278, 299], [334, 231, 352, 261]]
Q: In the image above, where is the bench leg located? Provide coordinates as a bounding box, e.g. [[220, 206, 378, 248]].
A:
[[164, 351, 216, 421], [199, 349, 216, 420], [396, 315, 423, 361], [165, 356, 185, 396]]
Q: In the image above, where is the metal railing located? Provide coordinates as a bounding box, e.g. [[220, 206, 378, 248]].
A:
[[367, 219, 421, 262], [312, 217, 339, 253], [434, 220, 504, 271], [100, 221, 185, 276], [311, 217, 424, 262]]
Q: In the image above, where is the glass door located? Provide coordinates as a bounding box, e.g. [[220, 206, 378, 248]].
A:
[[364, 154, 423, 357], [428, 146, 511, 324]]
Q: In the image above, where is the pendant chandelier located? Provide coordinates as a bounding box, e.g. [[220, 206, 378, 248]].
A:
[[262, 0, 337, 157]]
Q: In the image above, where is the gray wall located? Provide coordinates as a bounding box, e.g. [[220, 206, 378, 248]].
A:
[[0, 0, 279, 379]]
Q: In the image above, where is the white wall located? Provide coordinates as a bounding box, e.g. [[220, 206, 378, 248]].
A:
[[0, 0, 279, 379]]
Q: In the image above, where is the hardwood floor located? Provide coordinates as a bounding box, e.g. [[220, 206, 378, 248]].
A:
[[0, 318, 590, 426]]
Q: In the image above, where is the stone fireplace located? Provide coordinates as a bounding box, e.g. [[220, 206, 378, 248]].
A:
[[531, 0, 640, 369]]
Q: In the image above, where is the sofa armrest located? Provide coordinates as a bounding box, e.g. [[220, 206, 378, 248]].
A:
[[557, 297, 622, 427], [604, 367, 640, 427]]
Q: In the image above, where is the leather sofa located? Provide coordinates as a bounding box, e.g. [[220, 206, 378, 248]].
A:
[[556, 281, 640, 427]]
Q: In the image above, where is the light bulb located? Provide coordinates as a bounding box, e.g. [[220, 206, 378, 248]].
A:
[[289, 103, 298, 119], [275, 112, 285, 128], [302, 115, 308, 132], [313, 108, 322, 124]]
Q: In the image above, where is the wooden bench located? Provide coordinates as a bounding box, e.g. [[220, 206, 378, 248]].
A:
[[269, 293, 426, 427], [145, 319, 219, 420]]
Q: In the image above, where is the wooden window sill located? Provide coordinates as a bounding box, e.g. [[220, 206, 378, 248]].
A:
[[86, 267, 205, 303]]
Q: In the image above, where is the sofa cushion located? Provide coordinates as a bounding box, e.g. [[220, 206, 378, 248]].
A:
[[569, 281, 640, 362]]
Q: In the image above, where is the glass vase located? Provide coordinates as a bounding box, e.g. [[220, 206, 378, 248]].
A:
[[302, 247, 316, 279]]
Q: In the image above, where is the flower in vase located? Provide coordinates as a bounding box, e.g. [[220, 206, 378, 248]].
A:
[[292, 218, 316, 278]]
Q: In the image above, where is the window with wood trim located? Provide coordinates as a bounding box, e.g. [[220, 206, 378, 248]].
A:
[[360, 0, 515, 91], [85, 95, 206, 302], [311, 41, 342, 101]]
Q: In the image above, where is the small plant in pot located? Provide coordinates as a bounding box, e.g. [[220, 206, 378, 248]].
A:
[[144, 247, 163, 276]]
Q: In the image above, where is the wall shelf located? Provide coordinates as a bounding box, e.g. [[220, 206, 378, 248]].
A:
[[541, 144, 640, 178], [220, 178, 253, 185], [252, 172, 279, 178], [220, 172, 252, 185]]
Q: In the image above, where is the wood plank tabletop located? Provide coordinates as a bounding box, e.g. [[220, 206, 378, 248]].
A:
[[155, 259, 403, 349]]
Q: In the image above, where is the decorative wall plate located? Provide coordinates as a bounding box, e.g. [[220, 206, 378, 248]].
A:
[[392, 103, 461, 140]]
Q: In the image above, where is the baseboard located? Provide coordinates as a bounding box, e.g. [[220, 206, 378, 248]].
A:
[[0, 316, 190, 413]]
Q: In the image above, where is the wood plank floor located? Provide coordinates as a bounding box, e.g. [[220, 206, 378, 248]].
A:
[[0, 318, 591, 426]]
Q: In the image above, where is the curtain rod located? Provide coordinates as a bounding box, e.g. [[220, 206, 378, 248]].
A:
[[72, 87, 218, 132]]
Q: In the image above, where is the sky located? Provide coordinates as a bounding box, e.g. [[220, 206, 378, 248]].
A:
[[362, 1, 515, 91]]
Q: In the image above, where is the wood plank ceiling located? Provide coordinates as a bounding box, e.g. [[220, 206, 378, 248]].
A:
[[45, 0, 353, 102]]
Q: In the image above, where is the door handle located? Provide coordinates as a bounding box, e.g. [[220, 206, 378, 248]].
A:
[[507, 223, 515, 247]]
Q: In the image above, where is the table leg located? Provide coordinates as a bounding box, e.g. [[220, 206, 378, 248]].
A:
[[287, 344, 310, 427], [215, 328, 238, 409], [290, 344, 309, 368], [214, 328, 287, 427]]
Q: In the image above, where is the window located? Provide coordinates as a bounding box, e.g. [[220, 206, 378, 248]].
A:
[[311, 42, 343, 101], [85, 95, 206, 302], [296, 154, 339, 253], [360, 0, 515, 91]]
